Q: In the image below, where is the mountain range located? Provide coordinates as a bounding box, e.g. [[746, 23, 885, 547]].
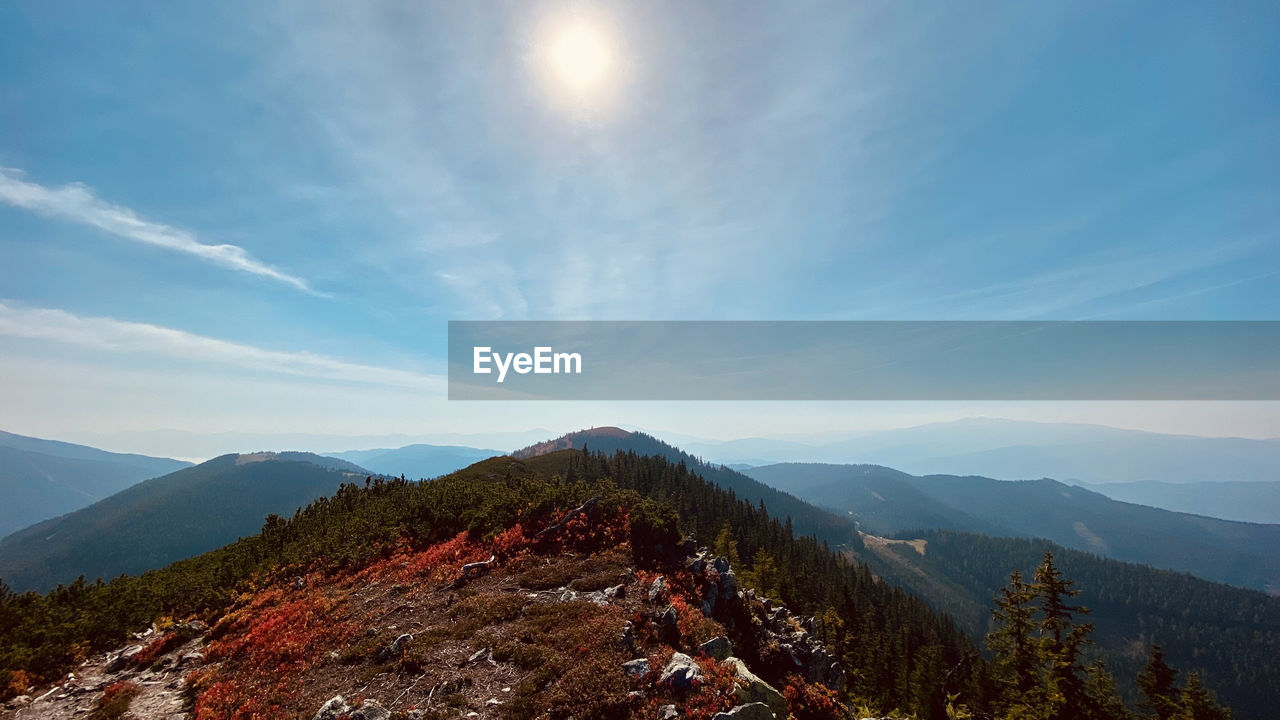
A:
[[672, 417, 1280, 485], [328, 443, 503, 480], [0, 452, 367, 592], [2, 426, 1277, 717], [744, 462, 1280, 594], [0, 430, 191, 539]]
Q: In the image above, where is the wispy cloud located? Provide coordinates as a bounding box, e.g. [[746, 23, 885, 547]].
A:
[[0, 168, 320, 294], [0, 301, 442, 390]]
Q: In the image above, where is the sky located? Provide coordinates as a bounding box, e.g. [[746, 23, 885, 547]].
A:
[[2, 1, 1279, 453]]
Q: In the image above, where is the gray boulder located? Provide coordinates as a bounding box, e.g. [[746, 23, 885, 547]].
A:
[[659, 652, 703, 691], [377, 633, 412, 661], [622, 658, 651, 678], [659, 606, 681, 646], [712, 704, 776, 720], [106, 644, 144, 673], [698, 636, 733, 661], [724, 657, 786, 717], [648, 576, 668, 603], [350, 699, 391, 720], [311, 695, 350, 720]]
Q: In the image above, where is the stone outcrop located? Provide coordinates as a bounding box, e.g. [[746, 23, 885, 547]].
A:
[[712, 703, 776, 720], [658, 652, 703, 691], [724, 656, 787, 717]]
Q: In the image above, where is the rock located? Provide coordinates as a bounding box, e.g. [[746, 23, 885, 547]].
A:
[[659, 704, 680, 719], [698, 636, 733, 661], [679, 537, 699, 556], [778, 643, 804, 669], [712, 703, 775, 720], [658, 606, 681, 647], [377, 633, 412, 661], [467, 647, 492, 664], [648, 576, 667, 603], [827, 661, 848, 692], [713, 556, 731, 573], [559, 589, 578, 603], [622, 658, 650, 678], [311, 695, 351, 720], [725, 657, 786, 717], [461, 555, 496, 579], [586, 591, 609, 606], [7, 696, 31, 708], [350, 699, 391, 720], [659, 652, 702, 691], [604, 583, 627, 599], [106, 645, 144, 673], [620, 621, 636, 653], [720, 570, 739, 595]]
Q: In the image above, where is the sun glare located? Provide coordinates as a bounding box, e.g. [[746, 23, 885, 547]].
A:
[[548, 22, 612, 93]]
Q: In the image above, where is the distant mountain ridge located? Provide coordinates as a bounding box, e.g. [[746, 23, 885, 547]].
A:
[[1079, 480, 1280, 525], [329, 443, 503, 480], [0, 430, 192, 539], [745, 462, 1280, 594], [676, 418, 1280, 486], [0, 451, 367, 592]]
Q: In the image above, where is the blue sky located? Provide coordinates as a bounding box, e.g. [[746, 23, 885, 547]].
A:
[[1, 1, 1278, 449]]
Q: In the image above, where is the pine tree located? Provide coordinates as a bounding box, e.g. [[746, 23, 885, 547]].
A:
[[1174, 673, 1230, 720], [1081, 660, 1133, 720], [1032, 551, 1094, 719], [713, 521, 741, 568], [988, 570, 1039, 701], [1138, 644, 1180, 720]]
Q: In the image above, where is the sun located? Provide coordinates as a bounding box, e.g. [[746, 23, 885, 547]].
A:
[[548, 22, 612, 94]]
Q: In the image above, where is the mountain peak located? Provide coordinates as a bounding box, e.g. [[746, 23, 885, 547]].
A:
[[512, 426, 634, 458]]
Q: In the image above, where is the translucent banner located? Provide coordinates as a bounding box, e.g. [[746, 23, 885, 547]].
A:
[[447, 321, 1280, 400]]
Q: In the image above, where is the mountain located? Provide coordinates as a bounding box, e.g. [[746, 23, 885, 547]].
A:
[[0, 442, 1265, 717], [0, 452, 367, 592], [677, 418, 1280, 486], [1079, 480, 1280, 525], [746, 462, 1280, 594], [513, 427, 857, 546], [0, 450, 988, 720], [328, 443, 503, 480], [0, 430, 191, 539]]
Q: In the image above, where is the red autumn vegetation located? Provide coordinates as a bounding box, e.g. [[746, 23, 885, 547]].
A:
[[783, 674, 844, 720], [90, 681, 141, 720], [131, 630, 180, 667]]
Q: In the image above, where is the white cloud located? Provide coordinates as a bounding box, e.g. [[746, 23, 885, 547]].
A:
[[0, 167, 319, 294], [0, 301, 442, 390]]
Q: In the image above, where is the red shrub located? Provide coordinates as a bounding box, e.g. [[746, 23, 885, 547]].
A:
[[783, 675, 844, 720], [132, 631, 179, 667]]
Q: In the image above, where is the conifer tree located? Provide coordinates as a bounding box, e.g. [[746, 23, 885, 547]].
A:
[[1138, 644, 1180, 720], [1174, 673, 1230, 720], [987, 570, 1039, 701], [1032, 551, 1094, 718]]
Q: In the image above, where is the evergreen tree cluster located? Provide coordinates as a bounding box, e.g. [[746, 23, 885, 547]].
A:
[[985, 552, 1232, 720]]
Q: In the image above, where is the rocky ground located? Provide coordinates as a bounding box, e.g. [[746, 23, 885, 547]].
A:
[[4, 515, 853, 720], [2, 622, 206, 720]]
